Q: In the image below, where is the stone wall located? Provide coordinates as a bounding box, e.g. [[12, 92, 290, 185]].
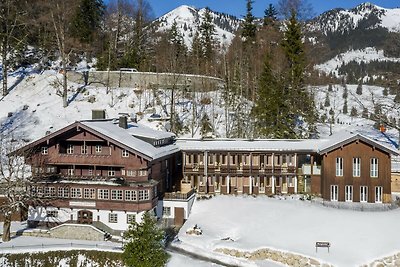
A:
[[67, 71, 225, 91], [50, 224, 104, 241]]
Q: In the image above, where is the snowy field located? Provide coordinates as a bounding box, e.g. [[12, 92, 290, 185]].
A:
[[173, 195, 400, 267]]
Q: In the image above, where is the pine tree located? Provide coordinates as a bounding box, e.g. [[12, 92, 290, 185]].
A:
[[343, 99, 348, 114], [123, 212, 169, 267], [342, 84, 348, 99], [200, 113, 213, 137], [324, 93, 330, 107], [383, 87, 388, 96], [199, 8, 216, 60], [362, 107, 369, 118], [263, 3, 278, 26], [328, 84, 333, 92], [350, 107, 358, 117], [281, 10, 315, 137], [71, 0, 104, 43], [241, 0, 257, 42], [356, 82, 363, 95]]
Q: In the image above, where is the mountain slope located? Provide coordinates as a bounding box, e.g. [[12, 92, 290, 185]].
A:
[[153, 5, 241, 49]]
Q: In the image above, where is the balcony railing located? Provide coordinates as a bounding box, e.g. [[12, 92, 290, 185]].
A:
[[164, 189, 195, 200]]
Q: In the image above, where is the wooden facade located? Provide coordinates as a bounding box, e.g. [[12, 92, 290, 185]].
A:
[[19, 119, 180, 228], [179, 135, 398, 204]]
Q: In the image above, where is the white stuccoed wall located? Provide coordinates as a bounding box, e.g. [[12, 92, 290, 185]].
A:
[[157, 194, 196, 220]]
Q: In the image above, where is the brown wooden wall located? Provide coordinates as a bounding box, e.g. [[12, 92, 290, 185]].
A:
[[321, 140, 391, 203]]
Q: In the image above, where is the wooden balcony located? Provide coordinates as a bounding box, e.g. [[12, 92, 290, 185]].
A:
[[48, 153, 124, 166]]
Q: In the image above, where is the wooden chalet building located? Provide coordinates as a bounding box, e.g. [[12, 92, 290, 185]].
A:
[[178, 133, 399, 204], [20, 116, 181, 231]]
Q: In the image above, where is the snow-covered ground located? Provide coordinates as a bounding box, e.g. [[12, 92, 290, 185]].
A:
[[173, 195, 400, 267]]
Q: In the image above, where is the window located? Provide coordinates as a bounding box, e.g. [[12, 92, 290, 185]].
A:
[[111, 190, 123, 200], [126, 170, 136, 177], [375, 186, 383, 203], [353, 158, 361, 177], [84, 188, 96, 199], [88, 168, 93, 176], [67, 144, 74, 154], [98, 189, 109, 200], [70, 188, 82, 198], [122, 150, 129, 158], [37, 187, 43, 197], [370, 158, 378, 178], [41, 147, 48, 155], [138, 190, 150, 201], [95, 145, 102, 153], [330, 185, 338, 201], [108, 213, 118, 223], [127, 214, 136, 224], [335, 157, 343, 176], [138, 170, 147, 176], [163, 207, 171, 216], [345, 185, 353, 202], [58, 187, 69, 198], [221, 155, 227, 165], [108, 167, 115, 176], [67, 167, 74, 176], [360, 186, 368, 202], [81, 145, 88, 154], [46, 210, 58, 218], [125, 190, 137, 201]]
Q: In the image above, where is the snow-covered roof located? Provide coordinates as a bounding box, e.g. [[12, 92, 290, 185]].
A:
[[80, 120, 179, 160], [177, 132, 399, 156]]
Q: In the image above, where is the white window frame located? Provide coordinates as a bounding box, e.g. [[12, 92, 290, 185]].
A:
[[108, 213, 118, 223], [108, 167, 115, 176], [67, 144, 74, 154], [81, 145, 88, 154], [95, 145, 102, 153], [67, 167, 74, 176], [345, 185, 353, 202], [98, 189, 109, 200], [352, 158, 360, 177], [126, 170, 136, 177], [336, 157, 343, 177], [127, 214, 136, 224], [375, 186, 383, 203], [330, 185, 338, 201], [163, 207, 171, 216], [111, 190, 123, 200], [58, 187, 69, 198], [138, 190, 150, 201], [360, 186, 368, 202], [125, 190, 137, 201], [122, 150, 129, 158], [84, 188, 96, 199], [41, 146, 48, 155], [370, 158, 378, 178], [70, 188, 82, 198]]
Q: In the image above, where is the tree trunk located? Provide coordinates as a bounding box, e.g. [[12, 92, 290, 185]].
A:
[[2, 40, 8, 97], [2, 212, 11, 242], [62, 55, 68, 108]]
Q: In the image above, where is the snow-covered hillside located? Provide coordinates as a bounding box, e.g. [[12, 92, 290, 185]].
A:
[[154, 5, 240, 49], [308, 2, 400, 35], [314, 47, 400, 76]]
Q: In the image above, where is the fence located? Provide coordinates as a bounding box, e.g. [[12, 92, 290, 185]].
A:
[[0, 242, 122, 251]]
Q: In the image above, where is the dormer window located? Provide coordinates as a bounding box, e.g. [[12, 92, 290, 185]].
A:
[[41, 146, 48, 155], [95, 145, 102, 153], [67, 144, 74, 154], [122, 150, 129, 158]]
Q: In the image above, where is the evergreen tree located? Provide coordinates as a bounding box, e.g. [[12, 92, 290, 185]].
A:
[[281, 10, 315, 137], [200, 113, 213, 137], [342, 84, 348, 99], [343, 99, 348, 114], [71, 0, 104, 43], [123, 212, 169, 267], [241, 0, 257, 42], [324, 93, 330, 107], [169, 20, 186, 59], [356, 82, 363, 95], [263, 3, 278, 26], [362, 107, 369, 118], [350, 106, 358, 117], [199, 8, 216, 60], [328, 84, 333, 92]]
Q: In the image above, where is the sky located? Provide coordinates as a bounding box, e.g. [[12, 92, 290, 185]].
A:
[[143, 0, 400, 18]]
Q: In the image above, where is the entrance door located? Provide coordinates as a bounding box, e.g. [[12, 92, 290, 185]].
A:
[[174, 207, 184, 226], [281, 177, 288, 193], [77, 210, 93, 224]]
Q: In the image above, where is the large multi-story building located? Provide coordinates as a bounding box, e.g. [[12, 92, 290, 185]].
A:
[[178, 133, 398, 203], [19, 116, 398, 232]]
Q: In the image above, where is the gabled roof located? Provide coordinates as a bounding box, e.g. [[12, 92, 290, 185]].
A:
[[19, 120, 179, 161], [317, 132, 399, 156]]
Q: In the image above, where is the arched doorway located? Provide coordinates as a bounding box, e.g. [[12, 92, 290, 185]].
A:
[[77, 210, 93, 224]]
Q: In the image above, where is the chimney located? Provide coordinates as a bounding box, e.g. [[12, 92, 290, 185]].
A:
[[92, 109, 106, 120], [119, 116, 128, 129]]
